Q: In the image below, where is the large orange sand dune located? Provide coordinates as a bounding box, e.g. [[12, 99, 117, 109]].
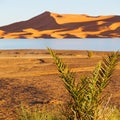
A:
[[0, 11, 120, 38]]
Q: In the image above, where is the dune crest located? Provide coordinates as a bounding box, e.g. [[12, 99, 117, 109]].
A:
[[50, 12, 113, 24], [0, 12, 120, 38], [109, 22, 120, 30]]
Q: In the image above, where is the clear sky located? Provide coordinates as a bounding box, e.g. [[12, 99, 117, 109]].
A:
[[0, 0, 120, 26]]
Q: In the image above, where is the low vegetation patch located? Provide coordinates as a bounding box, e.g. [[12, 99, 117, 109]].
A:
[[17, 105, 63, 120], [87, 50, 94, 58]]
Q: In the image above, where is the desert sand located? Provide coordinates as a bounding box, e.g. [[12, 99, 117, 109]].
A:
[[0, 11, 120, 38], [0, 49, 120, 119]]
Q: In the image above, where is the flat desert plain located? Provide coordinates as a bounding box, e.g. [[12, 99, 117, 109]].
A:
[[0, 49, 120, 119]]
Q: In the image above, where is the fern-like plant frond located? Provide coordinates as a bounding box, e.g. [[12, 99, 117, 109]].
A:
[[48, 48, 119, 120], [48, 48, 76, 98]]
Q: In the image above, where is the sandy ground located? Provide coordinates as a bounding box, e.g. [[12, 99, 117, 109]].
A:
[[0, 49, 119, 119]]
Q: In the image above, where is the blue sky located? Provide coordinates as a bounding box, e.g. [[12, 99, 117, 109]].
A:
[[0, 0, 120, 26]]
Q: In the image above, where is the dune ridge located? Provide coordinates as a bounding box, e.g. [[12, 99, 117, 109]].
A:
[[0, 11, 120, 38]]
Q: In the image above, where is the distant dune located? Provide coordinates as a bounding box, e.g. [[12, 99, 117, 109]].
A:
[[0, 11, 120, 38]]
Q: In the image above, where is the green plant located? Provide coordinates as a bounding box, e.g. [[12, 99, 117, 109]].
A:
[[87, 50, 93, 58], [109, 107, 120, 120], [17, 105, 62, 120], [17, 105, 41, 120], [48, 48, 119, 120]]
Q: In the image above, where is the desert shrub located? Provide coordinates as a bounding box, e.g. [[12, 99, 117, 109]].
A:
[[87, 50, 93, 58], [48, 48, 119, 120], [109, 107, 120, 120], [17, 105, 62, 120], [17, 105, 120, 120], [14, 52, 20, 54], [38, 59, 45, 63], [17, 106, 41, 120]]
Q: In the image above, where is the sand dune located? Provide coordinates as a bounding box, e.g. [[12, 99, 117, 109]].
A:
[[0, 11, 120, 38]]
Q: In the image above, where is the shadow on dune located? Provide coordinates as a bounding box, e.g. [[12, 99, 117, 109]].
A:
[[60, 16, 120, 32], [100, 27, 120, 37], [61, 33, 80, 38], [35, 34, 55, 38], [0, 12, 61, 33]]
